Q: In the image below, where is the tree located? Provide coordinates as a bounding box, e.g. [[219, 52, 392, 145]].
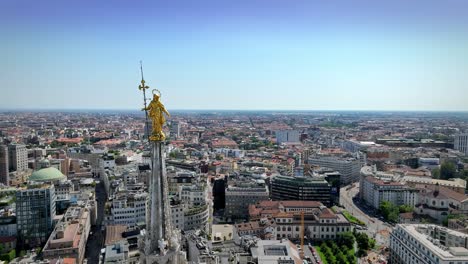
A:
[[440, 161, 457, 180], [336, 251, 347, 264], [347, 251, 356, 264], [169, 151, 177, 159], [399, 205, 413, 213], [432, 167, 441, 179], [355, 232, 371, 251], [379, 201, 399, 222], [337, 232, 355, 248]]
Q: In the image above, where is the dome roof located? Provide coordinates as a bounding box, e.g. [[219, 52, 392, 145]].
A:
[[30, 167, 65, 182]]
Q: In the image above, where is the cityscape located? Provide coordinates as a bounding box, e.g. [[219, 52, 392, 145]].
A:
[[2, 1, 468, 264]]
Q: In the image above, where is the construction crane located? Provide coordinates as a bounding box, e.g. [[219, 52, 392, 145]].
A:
[[300, 211, 305, 259]]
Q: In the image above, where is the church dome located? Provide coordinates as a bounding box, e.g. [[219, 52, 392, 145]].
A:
[[30, 167, 66, 182]]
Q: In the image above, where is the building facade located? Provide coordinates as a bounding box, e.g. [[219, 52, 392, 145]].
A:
[[0, 145, 9, 185], [239, 201, 351, 241], [275, 130, 300, 144], [110, 191, 147, 228], [42, 206, 91, 264], [16, 184, 56, 249], [390, 224, 468, 264], [8, 144, 28, 172], [454, 133, 468, 156], [359, 166, 418, 209], [225, 185, 269, 220], [307, 156, 361, 185], [270, 175, 334, 207]]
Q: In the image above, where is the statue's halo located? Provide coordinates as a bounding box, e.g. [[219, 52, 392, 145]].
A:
[[152, 89, 161, 97]]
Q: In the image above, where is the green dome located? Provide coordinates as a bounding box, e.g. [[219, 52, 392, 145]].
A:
[[30, 167, 65, 182]]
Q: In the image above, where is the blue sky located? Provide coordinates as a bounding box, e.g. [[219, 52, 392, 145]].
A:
[[1, 0, 468, 111]]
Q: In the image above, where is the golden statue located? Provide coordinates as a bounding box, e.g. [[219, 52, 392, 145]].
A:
[[143, 89, 170, 141]]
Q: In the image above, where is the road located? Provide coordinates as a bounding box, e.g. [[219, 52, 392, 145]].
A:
[[85, 181, 107, 264], [340, 183, 392, 247]]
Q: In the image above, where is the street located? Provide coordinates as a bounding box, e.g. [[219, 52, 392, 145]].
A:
[[340, 183, 392, 247], [85, 181, 107, 264]]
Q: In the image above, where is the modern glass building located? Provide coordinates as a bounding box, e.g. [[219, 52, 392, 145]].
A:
[[270, 175, 333, 206], [16, 184, 56, 249]]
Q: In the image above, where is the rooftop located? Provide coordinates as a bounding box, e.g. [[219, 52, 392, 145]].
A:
[[29, 167, 66, 182]]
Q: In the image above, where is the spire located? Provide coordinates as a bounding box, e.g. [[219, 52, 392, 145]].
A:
[[138, 61, 150, 140]]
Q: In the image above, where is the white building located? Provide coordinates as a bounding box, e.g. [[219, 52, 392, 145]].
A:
[[101, 240, 130, 264], [179, 185, 207, 208], [390, 224, 468, 264], [170, 202, 185, 231], [250, 239, 301, 264], [359, 166, 418, 209], [175, 184, 210, 232], [8, 144, 28, 172], [308, 156, 361, 185], [275, 130, 300, 144], [454, 133, 468, 155], [170, 121, 181, 138], [110, 192, 147, 228], [342, 140, 379, 153], [214, 148, 245, 158]]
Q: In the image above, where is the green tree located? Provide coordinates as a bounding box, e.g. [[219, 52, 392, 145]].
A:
[[440, 161, 457, 180], [432, 167, 441, 179], [355, 232, 371, 251], [169, 151, 177, 159], [336, 251, 347, 264], [337, 232, 355, 248], [399, 204, 413, 213], [347, 251, 356, 264], [379, 201, 399, 222]]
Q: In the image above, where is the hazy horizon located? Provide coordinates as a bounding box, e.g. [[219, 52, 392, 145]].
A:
[[2, 0, 468, 111]]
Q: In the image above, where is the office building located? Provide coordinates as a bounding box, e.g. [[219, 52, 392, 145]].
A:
[[390, 224, 468, 263], [170, 121, 180, 139], [0, 211, 17, 237], [16, 184, 56, 248], [0, 145, 8, 185], [270, 175, 334, 207], [275, 130, 300, 144], [454, 133, 468, 155], [225, 182, 269, 220], [8, 144, 28, 172], [110, 191, 147, 228], [308, 156, 361, 185]]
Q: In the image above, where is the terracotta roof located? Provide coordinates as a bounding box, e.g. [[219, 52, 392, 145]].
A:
[[365, 176, 404, 186], [275, 212, 293, 218], [420, 185, 468, 202], [399, 212, 416, 219], [318, 208, 337, 219], [0, 236, 16, 243], [281, 201, 322, 208], [105, 225, 128, 246]]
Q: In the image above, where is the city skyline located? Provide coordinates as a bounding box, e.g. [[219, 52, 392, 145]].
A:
[[2, 0, 468, 111]]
